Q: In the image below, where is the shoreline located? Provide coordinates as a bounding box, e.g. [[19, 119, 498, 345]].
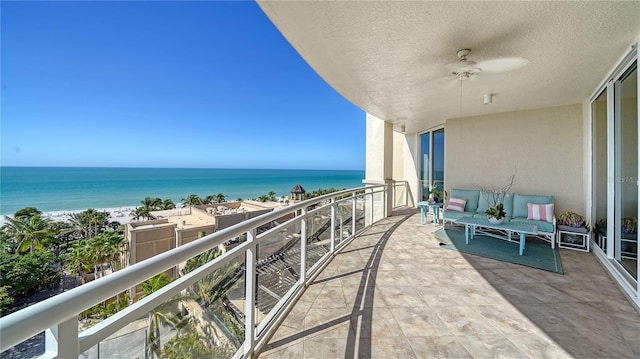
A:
[[0, 206, 141, 227]]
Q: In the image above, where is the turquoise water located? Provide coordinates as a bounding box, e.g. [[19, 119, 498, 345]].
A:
[[0, 167, 365, 215]]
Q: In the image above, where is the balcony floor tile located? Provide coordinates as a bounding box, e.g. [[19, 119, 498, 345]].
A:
[[258, 208, 640, 358]]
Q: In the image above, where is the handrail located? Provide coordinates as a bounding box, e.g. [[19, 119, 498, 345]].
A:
[[0, 184, 390, 356]]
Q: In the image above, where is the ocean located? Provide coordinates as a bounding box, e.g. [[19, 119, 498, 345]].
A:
[[0, 167, 365, 215]]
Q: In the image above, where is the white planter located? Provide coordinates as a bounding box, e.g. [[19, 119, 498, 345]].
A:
[[488, 216, 505, 225]]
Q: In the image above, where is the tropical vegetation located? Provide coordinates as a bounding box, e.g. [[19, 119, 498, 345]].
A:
[[0, 207, 125, 316]]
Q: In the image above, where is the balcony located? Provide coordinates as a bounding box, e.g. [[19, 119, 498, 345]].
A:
[[258, 210, 640, 358], [1, 183, 639, 358]]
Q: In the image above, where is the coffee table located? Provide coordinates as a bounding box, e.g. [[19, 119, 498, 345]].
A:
[[455, 216, 538, 255]]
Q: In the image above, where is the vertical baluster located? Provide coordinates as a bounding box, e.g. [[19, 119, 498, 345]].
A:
[[352, 194, 357, 238], [243, 228, 256, 358], [300, 208, 307, 284], [330, 199, 336, 254]]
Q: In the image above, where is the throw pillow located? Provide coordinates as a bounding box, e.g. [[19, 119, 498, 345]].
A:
[[446, 197, 467, 212], [527, 203, 554, 222]]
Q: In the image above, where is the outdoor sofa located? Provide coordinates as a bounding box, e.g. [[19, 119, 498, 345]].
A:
[[443, 188, 556, 247]]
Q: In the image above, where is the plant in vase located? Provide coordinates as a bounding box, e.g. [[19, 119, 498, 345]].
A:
[[428, 188, 444, 203], [558, 211, 590, 231], [476, 174, 516, 225], [486, 203, 506, 224]]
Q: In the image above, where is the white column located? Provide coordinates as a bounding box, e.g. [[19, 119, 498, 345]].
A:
[[364, 113, 394, 216]]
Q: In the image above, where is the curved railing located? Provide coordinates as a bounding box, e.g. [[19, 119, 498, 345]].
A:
[[0, 182, 407, 358]]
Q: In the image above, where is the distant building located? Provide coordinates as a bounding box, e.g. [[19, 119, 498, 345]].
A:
[[124, 201, 276, 299], [289, 184, 306, 202]]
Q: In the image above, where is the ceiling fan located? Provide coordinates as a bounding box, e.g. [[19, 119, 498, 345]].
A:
[[444, 48, 529, 80]]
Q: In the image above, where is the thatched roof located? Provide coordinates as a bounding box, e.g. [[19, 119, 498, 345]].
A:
[[290, 183, 306, 194]]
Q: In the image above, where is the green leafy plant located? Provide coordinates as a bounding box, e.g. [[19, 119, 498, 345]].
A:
[[428, 189, 446, 203], [477, 173, 515, 220], [622, 217, 637, 234], [558, 211, 589, 230], [485, 203, 506, 220]]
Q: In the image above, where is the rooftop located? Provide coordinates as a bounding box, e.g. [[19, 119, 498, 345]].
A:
[[258, 209, 640, 358]]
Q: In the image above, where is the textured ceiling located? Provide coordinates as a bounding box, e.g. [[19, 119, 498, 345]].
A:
[[258, 1, 640, 133]]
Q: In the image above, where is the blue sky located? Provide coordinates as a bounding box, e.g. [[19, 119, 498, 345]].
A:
[[1, 1, 365, 170]]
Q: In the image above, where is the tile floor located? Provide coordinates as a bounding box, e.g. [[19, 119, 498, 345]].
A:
[[258, 208, 640, 358]]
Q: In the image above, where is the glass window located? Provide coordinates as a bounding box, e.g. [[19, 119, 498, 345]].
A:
[[615, 62, 637, 280], [593, 89, 608, 251], [419, 129, 445, 201]]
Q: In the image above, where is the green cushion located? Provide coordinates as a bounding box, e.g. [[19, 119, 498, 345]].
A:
[[503, 193, 514, 220], [510, 218, 555, 233], [477, 192, 514, 219], [512, 194, 554, 219], [449, 189, 480, 212]]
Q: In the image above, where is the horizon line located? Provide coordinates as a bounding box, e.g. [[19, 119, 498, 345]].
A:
[[0, 165, 365, 172]]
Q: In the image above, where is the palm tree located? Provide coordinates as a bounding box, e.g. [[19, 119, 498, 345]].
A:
[[130, 207, 152, 221], [201, 195, 215, 205], [67, 209, 109, 239], [140, 197, 163, 211], [215, 193, 226, 203], [181, 194, 202, 207], [66, 241, 93, 284], [86, 232, 124, 276], [160, 199, 176, 210], [67, 212, 90, 240], [13, 207, 42, 219], [267, 191, 276, 202], [3, 214, 55, 254], [140, 197, 155, 210], [141, 273, 181, 359], [102, 232, 126, 272]]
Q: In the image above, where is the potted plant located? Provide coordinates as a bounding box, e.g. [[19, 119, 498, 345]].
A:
[[558, 211, 590, 231], [477, 173, 515, 225], [428, 188, 444, 203], [486, 203, 506, 224]]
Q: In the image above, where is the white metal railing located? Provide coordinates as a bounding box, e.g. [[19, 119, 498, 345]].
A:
[[0, 183, 405, 358]]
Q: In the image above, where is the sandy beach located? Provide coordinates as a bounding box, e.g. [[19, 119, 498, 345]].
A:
[[0, 206, 138, 227]]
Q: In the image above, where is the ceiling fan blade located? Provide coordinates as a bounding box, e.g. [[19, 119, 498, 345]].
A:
[[477, 57, 530, 73]]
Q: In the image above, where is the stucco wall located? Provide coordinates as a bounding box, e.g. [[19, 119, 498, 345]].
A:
[[445, 104, 584, 214], [365, 113, 393, 182], [393, 131, 419, 207], [135, 227, 176, 263]]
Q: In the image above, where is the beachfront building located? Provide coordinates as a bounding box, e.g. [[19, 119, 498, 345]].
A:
[[125, 202, 275, 286], [2, 2, 640, 358]]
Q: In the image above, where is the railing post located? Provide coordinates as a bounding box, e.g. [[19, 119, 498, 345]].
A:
[[300, 208, 307, 283], [404, 181, 408, 206], [369, 190, 374, 225], [351, 194, 357, 237], [392, 182, 396, 209], [330, 200, 336, 253], [44, 316, 78, 358], [243, 228, 257, 358]]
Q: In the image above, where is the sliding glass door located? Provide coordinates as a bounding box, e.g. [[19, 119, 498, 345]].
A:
[[419, 128, 445, 201], [593, 57, 638, 286], [615, 62, 638, 280]]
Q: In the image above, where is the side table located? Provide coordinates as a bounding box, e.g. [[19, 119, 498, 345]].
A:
[[557, 225, 590, 252], [417, 201, 442, 225]]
